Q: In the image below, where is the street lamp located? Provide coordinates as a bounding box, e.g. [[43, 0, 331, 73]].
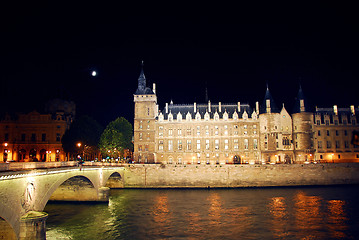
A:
[[76, 142, 82, 161]]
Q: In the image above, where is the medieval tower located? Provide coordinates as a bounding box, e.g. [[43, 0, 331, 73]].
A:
[[133, 62, 158, 163]]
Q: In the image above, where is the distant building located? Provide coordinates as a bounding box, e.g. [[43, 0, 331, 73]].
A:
[[0, 99, 75, 162], [133, 65, 359, 164]]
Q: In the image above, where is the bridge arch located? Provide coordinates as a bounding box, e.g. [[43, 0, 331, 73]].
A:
[[0, 166, 124, 239], [105, 172, 123, 188], [0, 203, 17, 239], [38, 173, 99, 211]]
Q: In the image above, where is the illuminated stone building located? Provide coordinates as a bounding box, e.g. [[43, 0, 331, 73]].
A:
[[0, 100, 75, 162], [133, 65, 359, 164], [313, 105, 359, 162]]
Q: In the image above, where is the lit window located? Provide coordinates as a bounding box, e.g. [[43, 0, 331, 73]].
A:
[[168, 140, 173, 151], [178, 140, 182, 150], [244, 139, 248, 150], [187, 140, 192, 150], [253, 139, 258, 150], [215, 139, 219, 150]]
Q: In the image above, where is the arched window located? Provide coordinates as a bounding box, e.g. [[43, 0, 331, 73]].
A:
[[29, 149, 37, 161]]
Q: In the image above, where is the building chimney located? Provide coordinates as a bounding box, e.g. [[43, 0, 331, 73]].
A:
[[266, 99, 271, 113], [208, 100, 211, 112], [300, 99, 305, 112], [237, 102, 241, 112], [165, 103, 168, 113], [256, 101, 259, 114], [333, 105, 338, 115], [152, 83, 156, 94], [351, 105, 355, 115], [194, 102, 196, 113], [219, 102, 222, 112]]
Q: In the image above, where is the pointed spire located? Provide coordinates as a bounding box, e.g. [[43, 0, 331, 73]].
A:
[[261, 84, 279, 114], [293, 84, 309, 113], [135, 61, 154, 95]]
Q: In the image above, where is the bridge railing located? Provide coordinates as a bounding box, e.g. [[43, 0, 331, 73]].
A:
[[0, 161, 78, 172], [0, 161, 128, 172]]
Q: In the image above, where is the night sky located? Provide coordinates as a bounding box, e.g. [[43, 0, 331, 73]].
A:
[[1, 2, 358, 126]]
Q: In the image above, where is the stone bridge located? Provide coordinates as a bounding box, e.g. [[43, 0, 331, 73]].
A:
[[0, 166, 124, 240]]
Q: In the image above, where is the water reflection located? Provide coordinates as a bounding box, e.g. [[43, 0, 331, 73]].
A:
[[207, 192, 222, 225], [294, 191, 323, 239], [327, 200, 348, 239], [44, 187, 357, 240], [269, 197, 288, 239]]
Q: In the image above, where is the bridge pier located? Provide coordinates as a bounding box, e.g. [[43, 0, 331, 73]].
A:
[[19, 211, 48, 240], [97, 187, 110, 202]]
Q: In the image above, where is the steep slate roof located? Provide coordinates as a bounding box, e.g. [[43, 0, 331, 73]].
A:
[[292, 85, 311, 113], [135, 62, 155, 95], [161, 102, 255, 119], [315, 106, 358, 124], [260, 86, 280, 113]]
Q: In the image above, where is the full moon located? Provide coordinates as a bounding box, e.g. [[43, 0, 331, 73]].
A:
[[91, 71, 97, 77]]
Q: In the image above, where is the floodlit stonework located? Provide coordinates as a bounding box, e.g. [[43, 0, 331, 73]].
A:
[[133, 65, 359, 164], [0, 100, 75, 162]]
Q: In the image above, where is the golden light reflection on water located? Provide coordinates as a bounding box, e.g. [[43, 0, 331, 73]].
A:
[[268, 197, 289, 239], [186, 212, 202, 240], [294, 191, 323, 239], [327, 200, 348, 239], [153, 194, 170, 225], [207, 192, 222, 225], [206, 192, 253, 238]]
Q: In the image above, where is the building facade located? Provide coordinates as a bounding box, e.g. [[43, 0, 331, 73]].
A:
[[133, 66, 359, 164], [0, 100, 75, 162]]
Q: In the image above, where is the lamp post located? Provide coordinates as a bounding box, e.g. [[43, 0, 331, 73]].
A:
[[77, 142, 82, 161]]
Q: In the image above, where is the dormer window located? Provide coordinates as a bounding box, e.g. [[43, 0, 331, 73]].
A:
[[168, 112, 173, 121], [214, 112, 219, 121], [158, 113, 164, 122], [233, 111, 238, 120], [251, 111, 257, 120], [177, 112, 182, 122], [242, 111, 248, 120], [204, 112, 210, 121], [195, 112, 201, 121], [186, 112, 192, 121], [223, 111, 228, 121]]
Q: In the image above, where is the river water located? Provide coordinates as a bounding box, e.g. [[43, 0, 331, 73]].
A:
[[45, 186, 359, 240]]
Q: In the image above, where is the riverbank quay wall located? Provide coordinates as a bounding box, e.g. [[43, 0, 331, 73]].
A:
[[121, 163, 359, 188]]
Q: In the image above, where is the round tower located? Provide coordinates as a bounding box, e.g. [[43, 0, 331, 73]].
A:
[[292, 86, 314, 163]]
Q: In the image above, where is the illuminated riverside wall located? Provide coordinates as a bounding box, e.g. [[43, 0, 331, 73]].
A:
[[122, 163, 359, 188]]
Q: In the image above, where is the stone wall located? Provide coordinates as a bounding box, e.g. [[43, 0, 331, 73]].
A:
[[121, 163, 359, 188]]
